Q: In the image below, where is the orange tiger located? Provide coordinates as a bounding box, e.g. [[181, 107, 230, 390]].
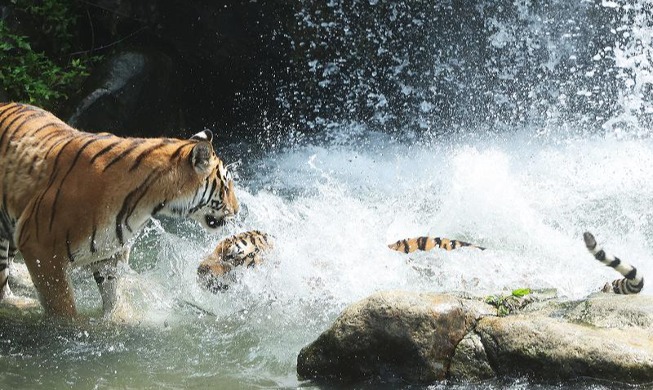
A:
[[388, 236, 485, 253], [0, 102, 239, 317], [197, 230, 273, 292]]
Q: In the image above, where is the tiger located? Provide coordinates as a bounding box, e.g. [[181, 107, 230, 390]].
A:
[[0, 102, 239, 317], [583, 231, 644, 294], [388, 236, 485, 253], [197, 230, 273, 293]]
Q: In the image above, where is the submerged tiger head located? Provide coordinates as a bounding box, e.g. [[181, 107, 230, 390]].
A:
[[181, 130, 239, 231]]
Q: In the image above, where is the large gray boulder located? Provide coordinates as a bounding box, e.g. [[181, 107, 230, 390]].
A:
[[298, 290, 653, 385], [296, 291, 494, 383]]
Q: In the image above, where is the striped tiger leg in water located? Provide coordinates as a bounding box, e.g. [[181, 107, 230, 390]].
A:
[[91, 247, 130, 316], [583, 232, 644, 294], [388, 236, 485, 253], [0, 238, 11, 299]]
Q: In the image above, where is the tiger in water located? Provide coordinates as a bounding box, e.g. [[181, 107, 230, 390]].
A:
[[0, 102, 239, 318], [583, 231, 644, 294], [388, 236, 485, 253], [197, 230, 273, 292]]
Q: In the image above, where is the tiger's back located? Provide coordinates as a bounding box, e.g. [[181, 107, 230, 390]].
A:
[[0, 102, 239, 317]]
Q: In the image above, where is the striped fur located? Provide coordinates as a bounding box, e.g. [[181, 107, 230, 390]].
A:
[[197, 230, 273, 292], [388, 236, 485, 253], [583, 231, 644, 294], [0, 102, 239, 317]]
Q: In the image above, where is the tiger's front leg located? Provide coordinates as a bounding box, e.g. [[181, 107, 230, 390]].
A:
[[91, 247, 130, 317]]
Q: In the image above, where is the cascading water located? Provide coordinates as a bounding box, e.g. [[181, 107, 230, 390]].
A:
[[2, 1, 653, 389]]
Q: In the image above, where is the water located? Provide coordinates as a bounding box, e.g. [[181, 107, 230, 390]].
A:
[[4, 0, 653, 388], [2, 126, 653, 389]]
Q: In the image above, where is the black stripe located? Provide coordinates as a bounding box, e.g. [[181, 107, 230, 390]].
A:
[[90, 139, 122, 164], [594, 250, 606, 261], [625, 268, 637, 280], [152, 201, 166, 216], [103, 139, 146, 171], [129, 140, 173, 172], [123, 170, 167, 232], [198, 178, 212, 205], [49, 136, 104, 231], [66, 232, 75, 263], [66, 231, 75, 262], [26, 129, 68, 175], [0, 210, 12, 240], [33, 136, 78, 240], [417, 236, 427, 251], [116, 169, 164, 245], [0, 263, 7, 272], [2, 112, 47, 154], [0, 105, 24, 130], [22, 121, 61, 138], [608, 258, 621, 268], [434, 237, 442, 248], [90, 227, 97, 253], [402, 239, 410, 253], [614, 279, 624, 293], [170, 142, 194, 161], [0, 110, 32, 151]]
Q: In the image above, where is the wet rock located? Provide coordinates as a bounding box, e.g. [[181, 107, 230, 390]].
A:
[[449, 332, 494, 382], [67, 49, 179, 137], [296, 290, 494, 383], [299, 291, 653, 385], [476, 314, 653, 382], [561, 293, 653, 328]]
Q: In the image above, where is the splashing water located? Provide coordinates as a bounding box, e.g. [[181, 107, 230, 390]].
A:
[[2, 125, 653, 389]]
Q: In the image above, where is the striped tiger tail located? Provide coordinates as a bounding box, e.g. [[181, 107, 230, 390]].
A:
[[388, 236, 485, 253], [583, 231, 644, 294]]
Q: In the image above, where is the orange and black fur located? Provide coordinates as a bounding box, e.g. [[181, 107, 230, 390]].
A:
[[583, 231, 644, 294], [388, 236, 485, 253], [197, 230, 273, 292], [0, 103, 239, 317]]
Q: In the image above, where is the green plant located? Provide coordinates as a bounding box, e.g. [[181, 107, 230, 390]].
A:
[[485, 288, 533, 317], [0, 20, 88, 107], [0, 1, 100, 110]]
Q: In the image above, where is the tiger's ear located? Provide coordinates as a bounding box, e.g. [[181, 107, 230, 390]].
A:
[[190, 129, 213, 143], [190, 142, 213, 174]]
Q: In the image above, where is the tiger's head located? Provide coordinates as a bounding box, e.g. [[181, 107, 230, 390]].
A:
[[182, 130, 239, 232]]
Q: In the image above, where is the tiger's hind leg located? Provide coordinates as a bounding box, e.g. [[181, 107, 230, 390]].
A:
[[0, 238, 12, 300], [91, 247, 131, 317], [21, 253, 77, 317]]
